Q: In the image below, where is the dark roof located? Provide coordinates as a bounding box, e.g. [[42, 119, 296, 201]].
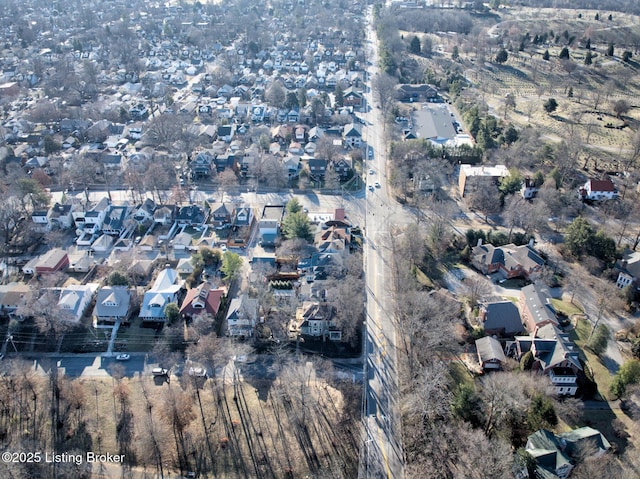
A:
[[482, 301, 523, 336]]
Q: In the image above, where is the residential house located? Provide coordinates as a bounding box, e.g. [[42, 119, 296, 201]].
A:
[[73, 197, 111, 234], [397, 83, 438, 102], [519, 284, 559, 333], [615, 249, 640, 290], [342, 87, 363, 107], [475, 336, 507, 371], [226, 295, 259, 337], [68, 252, 93, 273], [154, 206, 175, 226], [525, 427, 610, 479], [233, 206, 253, 227], [191, 151, 213, 179], [139, 268, 182, 323], [93, 286, 132, 328], [217, 125, 234, 142], [207, 202, 232, 228], [176, 205, 207, 227], [332, 157, 352, 179], [57, 283, 99, 323], [48, 203, 75, 229], [176, 257, 196, 278], [471, 241, 545, 280], [479, 301, 524, 337], [315, 225, 350, 255], [511, 323, 581, 395], [0, 282, 31, 319], [91, 234, 114, 253], [521, 176, 539, 200], [458, 165, 509, 197], [133, 198, 157, 224], [259, 205, 285, 244], [102, 205, 130, 236], [294, 301, 341, 341], [308, 158, 328, 181], [179, 282, 224, 318], [578, 178, 618, 201], [343, 123, 362, 147], [31, 210, 50, 232]]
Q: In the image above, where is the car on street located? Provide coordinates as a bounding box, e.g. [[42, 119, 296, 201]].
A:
[[368, 148, 374, 158], [368, 185, 375, 192], [369, 168, 374, 175], [374, 181, 380, 188], [116, 354, 130, 361]]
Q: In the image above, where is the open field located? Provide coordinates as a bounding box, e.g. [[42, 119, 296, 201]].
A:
[[408, 7, 640, 167]]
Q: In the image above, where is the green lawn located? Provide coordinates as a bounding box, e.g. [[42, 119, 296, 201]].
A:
[[569, 318, 615, 401], [551, 298, 583, 316]]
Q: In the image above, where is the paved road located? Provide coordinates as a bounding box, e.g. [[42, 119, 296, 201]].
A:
[[360, 9, 411, 479]]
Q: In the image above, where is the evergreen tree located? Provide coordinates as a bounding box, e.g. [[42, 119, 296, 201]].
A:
[[495, 48, 508, 64], [542, 50, 550, 61], [622, 51, 633, 62], [452, 46, 459, 60], [558, 47, 570, 59], [584, 50, 593, 65], [607, 43, 615, 57], [543, 98, 558, 114], [409, 36, 421, 55], [585, 38, 591, 50]]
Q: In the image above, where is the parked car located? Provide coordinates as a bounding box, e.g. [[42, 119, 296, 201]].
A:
[[152, 367, 168, 376], [116, 354, 130, 361]]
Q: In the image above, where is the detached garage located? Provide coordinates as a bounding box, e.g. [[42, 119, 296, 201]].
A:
[[476, 336, 506, 371]]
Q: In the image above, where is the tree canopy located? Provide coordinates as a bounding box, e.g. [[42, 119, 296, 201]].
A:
[[282, 211, 313, 241], [221, 251, 243, 281], [543, 98, 558, 114]]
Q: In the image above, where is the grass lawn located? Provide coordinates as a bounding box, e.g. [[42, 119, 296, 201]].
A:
[[569, 318, 615, 401], [551, 298, 583, 316]]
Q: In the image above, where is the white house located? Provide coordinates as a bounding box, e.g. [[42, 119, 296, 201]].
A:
[[139, 268, 182, 322], [578, 178, 618, 201], [57, 283, 99, 323]]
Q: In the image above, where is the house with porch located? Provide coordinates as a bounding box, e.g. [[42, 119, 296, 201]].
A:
[[226, 295, 259, 337], [139, 268, 182, 323], [57, 283, 99, 323], [179, 282, 224, 319], [510, 323, 582, 395], [293, 301, 341, 341], [93, 286, 132, 328]]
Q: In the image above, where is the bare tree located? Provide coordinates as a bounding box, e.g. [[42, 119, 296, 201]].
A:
[[461, 275, 493, 309], [371, 73, 398, 126]]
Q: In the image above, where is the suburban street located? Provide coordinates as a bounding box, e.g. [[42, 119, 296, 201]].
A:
[[360, 9, 411, 479]]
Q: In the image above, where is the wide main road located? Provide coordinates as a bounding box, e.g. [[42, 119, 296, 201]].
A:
[[361, 8, 406, 479]]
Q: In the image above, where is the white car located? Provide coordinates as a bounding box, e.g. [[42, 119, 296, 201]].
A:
[[116, 354, 130, 361], [369, 168, 375, 175]]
